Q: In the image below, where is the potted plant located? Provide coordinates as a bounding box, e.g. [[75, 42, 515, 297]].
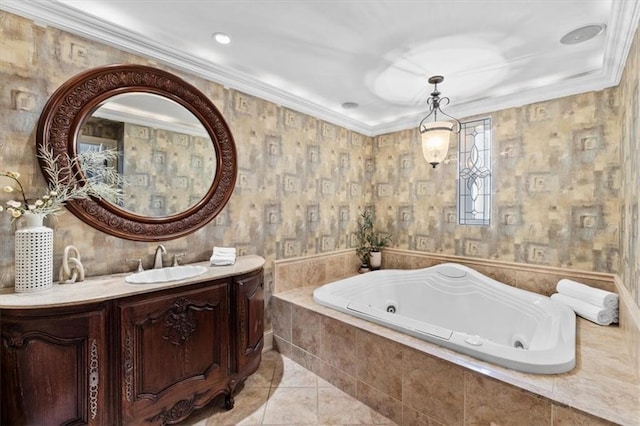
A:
[[367, 232, 391, 270], [355, 211, 391, 272], [355, 211, 373, 273]]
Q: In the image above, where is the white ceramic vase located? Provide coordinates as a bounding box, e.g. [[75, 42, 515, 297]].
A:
[[15, 213, 53, 293], [369, 251, 382, 269]]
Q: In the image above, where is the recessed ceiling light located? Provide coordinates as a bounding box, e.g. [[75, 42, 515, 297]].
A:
[[560, 24, 605, 45], [341, 102, 359, 109], [212, 32, 231, 45]]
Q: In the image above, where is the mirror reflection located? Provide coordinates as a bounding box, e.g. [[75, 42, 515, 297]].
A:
[[79, 93, 216, 217]]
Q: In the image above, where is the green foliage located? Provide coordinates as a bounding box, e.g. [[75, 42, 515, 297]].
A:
[[369, 232, 392, 251], [355, 210, 392, 267]]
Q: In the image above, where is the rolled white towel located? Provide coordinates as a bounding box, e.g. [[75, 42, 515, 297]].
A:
[[556, 279, 618, 309], [550, 293, 617, 326]]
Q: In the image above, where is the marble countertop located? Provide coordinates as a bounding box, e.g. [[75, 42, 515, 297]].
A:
[[275, 286, 640, 426], [0, 255, 265, 309]]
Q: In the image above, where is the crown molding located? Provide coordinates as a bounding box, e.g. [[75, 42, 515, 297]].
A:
[[2, 0, 638, 138], [603, 0, 640, 87], [0, 0, 374, 135]]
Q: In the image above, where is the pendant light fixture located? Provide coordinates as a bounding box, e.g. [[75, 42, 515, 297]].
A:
[[418, 75, 461, 168]]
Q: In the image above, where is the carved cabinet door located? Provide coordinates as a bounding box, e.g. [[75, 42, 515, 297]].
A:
[[117, 280, 229, 425], [233, 269, 264, 376], [0, 304, 109, 425]]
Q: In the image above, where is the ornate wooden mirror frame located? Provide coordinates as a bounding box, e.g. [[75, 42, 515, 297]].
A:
[[36, 64, 237, 241]]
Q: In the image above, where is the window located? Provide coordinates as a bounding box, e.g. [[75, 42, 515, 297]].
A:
[[458, 118, 492, 226]]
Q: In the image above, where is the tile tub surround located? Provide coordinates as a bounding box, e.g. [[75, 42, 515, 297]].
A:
[[274, 249, 640, 381], [380, 248, 640, 382], [272, 287, 638, 425], [274, 249, 361, 293], [274, 248, 619, 299]]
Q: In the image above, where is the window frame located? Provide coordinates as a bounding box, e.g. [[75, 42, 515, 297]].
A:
[[457, 117, 492, 226]]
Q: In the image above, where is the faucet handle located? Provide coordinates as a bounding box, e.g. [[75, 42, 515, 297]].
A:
[[126, 258, 144, 272], [172, 253, 186, 266]]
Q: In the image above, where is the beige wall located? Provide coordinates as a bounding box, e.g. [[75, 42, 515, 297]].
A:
[[618, 25, 640, 308], [120, 122, 215, 216], [0, 11, 638, 309], [372, 25, 639, 308], [374, 88, 620, 271], [0, 12, 373, 306]]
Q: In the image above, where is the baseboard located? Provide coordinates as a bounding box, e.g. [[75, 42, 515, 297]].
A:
[[263, 329, 273, 352]]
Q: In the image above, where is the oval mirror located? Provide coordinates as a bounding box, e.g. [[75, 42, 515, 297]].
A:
[[80, 92, 217, 217], [37, 64, 237, 241]]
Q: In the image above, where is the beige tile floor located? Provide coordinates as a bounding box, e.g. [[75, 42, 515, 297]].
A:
[[184, 351, 397, 425]]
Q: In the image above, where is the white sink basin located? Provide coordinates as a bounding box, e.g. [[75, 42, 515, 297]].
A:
[[125, 265, 207, 284]]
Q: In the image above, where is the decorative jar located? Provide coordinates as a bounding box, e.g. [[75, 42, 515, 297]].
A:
[[14, 213, 53, 292]]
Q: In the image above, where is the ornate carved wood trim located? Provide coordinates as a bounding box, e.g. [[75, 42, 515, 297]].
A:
[[36, 64, 237, 241], [89, 339, 99, 419], [135, 293, 221, 328], [162, 297, 197, 345], [145, 391, 206, 424], [124, 330, 133, 403], [1, 328, 84, 348], [238, 283, 248, 350]]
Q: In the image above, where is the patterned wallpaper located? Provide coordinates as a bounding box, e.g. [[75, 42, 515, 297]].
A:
[[619, 26, 640, 307], [81, 116, 216, 215], [0, 11, 637, 310], [371, 27, 638, 308], [81, 116, 123, 142], [121, 122, 215, 216], [0, 12, 373, 310], [374, 89, 621, 268], [367, 24, 636, 308]]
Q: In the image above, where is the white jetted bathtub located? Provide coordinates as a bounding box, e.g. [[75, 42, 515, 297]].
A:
[[313, 263, 576, 374]]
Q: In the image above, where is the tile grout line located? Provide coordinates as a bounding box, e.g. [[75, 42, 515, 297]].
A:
[[315, 379, 320, 425], [463, 370, 467, 426], [261, 353, 281, 426], [257, 365, 275, 426]]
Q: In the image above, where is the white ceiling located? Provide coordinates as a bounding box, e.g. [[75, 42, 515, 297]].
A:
[[2, 0, 639, 136]]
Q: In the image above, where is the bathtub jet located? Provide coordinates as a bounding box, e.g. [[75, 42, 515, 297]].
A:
[[313, 263, 576, 374]]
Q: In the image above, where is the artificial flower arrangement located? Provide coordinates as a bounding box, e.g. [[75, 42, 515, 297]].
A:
[[1, 146, 123, 221]]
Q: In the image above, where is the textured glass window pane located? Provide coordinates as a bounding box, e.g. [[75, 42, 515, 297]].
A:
[[458, 118, 492, 226]]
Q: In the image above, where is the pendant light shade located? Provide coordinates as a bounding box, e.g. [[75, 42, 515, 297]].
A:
[[418, 76, 461, 168], [421, 121, 454, 167]]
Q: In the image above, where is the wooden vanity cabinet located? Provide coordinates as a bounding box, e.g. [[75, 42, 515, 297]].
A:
[[0, 303, 110, 426], [233, 271, 264, 373], [117, 279, 230, 425], [232, 269, 264, 379], [0, 266, 264, 426]]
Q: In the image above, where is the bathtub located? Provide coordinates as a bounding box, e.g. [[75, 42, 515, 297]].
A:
[[312, 263, 575, 374]]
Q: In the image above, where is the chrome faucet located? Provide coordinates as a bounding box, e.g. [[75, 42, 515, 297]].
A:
[[154, 245, 166, 269]]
